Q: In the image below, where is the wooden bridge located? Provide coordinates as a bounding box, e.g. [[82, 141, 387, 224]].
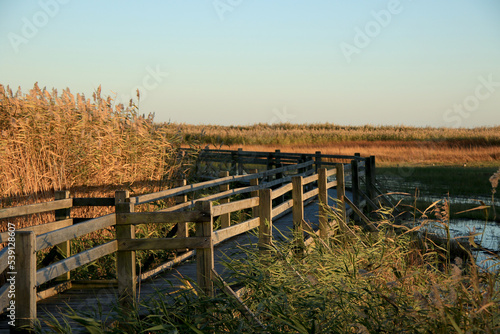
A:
[[0, 149, 390, 332]]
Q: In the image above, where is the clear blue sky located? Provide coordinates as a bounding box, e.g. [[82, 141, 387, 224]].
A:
[[1, 0, 499, 127]]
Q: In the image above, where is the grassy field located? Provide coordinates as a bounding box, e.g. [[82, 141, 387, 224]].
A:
[[162, 122, 500, 167]]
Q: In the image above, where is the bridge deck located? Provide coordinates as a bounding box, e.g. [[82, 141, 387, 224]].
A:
[[6, 190, 350, 333]]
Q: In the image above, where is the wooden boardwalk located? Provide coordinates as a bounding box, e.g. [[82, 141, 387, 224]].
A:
[[27, 190, 346, 333]]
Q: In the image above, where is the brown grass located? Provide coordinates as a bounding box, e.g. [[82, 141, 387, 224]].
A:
[[0, 84, 188, 231], [222, 141, 500, 166]]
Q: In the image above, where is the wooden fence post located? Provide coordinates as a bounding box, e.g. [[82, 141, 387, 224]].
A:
[[250, 169, 259, 219], [366, 156, 376, 202], [195, 201, 214, 296], [115, 190, 136, 308], [176, 178, 189, 252], [237, 148, 244, 175], [275, 149, 282, 179], [318, 168, 328, 238], [16, 231, 36, 329], [219, 171, 231, 228], [55, 190, 71, 282], [292, 176, 305, 253], [336, 164, 347, 228], [266, 152, 274, 182], [258, 189, 272, 252], [315, 151, 322, 173], [351, 159, 360, 210]]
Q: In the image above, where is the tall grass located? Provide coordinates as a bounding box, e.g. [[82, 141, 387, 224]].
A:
[[0, 83, 193, 233], [0, 83, 183, 198], [161, 122, 500, 146]]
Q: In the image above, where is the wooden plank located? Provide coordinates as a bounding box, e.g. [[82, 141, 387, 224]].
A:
[[72, 197, 115, 207], [213, 217, 260, 244], [0, 247, 8, 274], [0, 219, 73, 243], [249, 169, 259, 219], [343, 196, 379, 232], [212, 269, 266, 330], [326, 168, 337, 177], [219, 171, 231, 228], [0, 283, 8, 313], [272, 199, 293, 218], [55, 190, 71, 282], [303, 188, 319, 201], [140, 250, 196, 281], [336, 164, 347, 228], [175, 179, 189, 252], [318, 168, 328, 239], [70, 280, 117, 289], [271, 182, 293, 200], [195, 201, 214, 297], [37, 281, 72, 301], [302, 173, 318, 186], [36, 214, 115, 251], [258, 189, 272, 252], [16, 231, 36, 328], [292, 176, 305, 252], [115, 190, 136, 308], [132, 160, 314, 205], [36, 241, 118, 286], [326, 180, 338, 189], [118, 237, 210, 251], [212, 197, 259, 217], [0, 198, 72, 219], [116, 211, 210, 225]]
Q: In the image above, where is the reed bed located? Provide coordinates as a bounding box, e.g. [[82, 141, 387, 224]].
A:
[[0, 84, 189, 231], [161, 122, 500, 166], [161, 122, 500, 145]]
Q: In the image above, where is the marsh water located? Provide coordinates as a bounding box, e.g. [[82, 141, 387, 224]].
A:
[[440, 218, 499, 270]]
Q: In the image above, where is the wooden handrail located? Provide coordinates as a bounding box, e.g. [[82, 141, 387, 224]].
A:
[[36, 214, 116, 251], [0, 198, 72, 220], [131, 160, 314, 204]]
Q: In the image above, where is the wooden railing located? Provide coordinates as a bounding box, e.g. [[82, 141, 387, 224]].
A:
[[0, 150, 378, 328]]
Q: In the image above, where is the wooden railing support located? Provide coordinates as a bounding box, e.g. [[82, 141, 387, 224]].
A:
[[315, 151, 322, 173], [250, 169, 259, 219], [318, 168, 328, 238], [115, 190, 136, 308], [195, 201, 214, 296], [16, 231, 36, 329], [55, 190, 71, 282], [336, 164, 347, 228], [351, 159, 360, 210], [237, 148, 244, 175], [366, 156, 376, 202], [176, 178, 189, 252], [292, 176, 305, 254], [258, 189, 272, 252], [219, 171, 231, 228]]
